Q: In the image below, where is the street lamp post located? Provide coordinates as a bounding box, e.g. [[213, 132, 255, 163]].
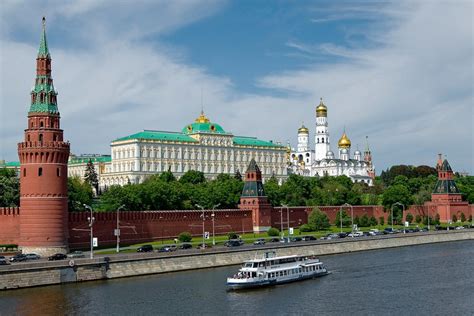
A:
[[116, 204, 125, 253], [196, 204, 205, 247], [427, 206, 431, 231], [286, 205, 290, 242], [211, 203, 220, 246], [83, 204, 95, 259], [391, 202, 404, 232], [342, 203, 353, 236], [280, 207, 284, 238], [339, 208, 343, 233]]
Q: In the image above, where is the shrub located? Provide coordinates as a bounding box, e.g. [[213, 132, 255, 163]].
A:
[[415, 214, 422, 224], [405, 213, 414, 224], [228, 232, 239, 240], [452, 214, 457, 223], [359, 214, 370, 227], [267, 227, 280, 237], [308, 207, 330, 231], [379, 216, 385, 226], [299, 224, 313, 232], [369, 216, 378, 226], [178, 232, 192, 243], [460, 213, 466, 222]]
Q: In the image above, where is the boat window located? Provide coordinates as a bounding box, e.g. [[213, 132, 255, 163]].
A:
[[244, 263, 253, 268], [253, 263, 258, 268], [299, 268, 302, 273]]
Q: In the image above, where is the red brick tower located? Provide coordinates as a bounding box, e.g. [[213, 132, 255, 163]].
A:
[[17, 17, 70, 255], [238, 159, 272, 232]]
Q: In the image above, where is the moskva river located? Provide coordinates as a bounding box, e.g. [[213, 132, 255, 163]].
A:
[[1, 240, 473, 315]]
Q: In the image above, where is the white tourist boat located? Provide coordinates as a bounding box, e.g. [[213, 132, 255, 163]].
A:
[[227, 251, 329, 290]]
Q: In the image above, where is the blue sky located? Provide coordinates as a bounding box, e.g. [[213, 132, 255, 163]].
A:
[[0, 0, 473, 174]]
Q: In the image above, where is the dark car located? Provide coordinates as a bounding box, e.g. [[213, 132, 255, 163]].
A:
[[179, 243, 193, 250], [158, 245, 177, 252], [10, 254, 28, 262], [137, 245, 154, 252], [269, 238, 280, 243], [225, 240, 244, 247], [338, 232, 348, 238], [253, 239, 266, 245], [196, 243, 212, 249], [302, 236, 317, 241], [290, 237, 302, 242], [48, 253, 67, 261]]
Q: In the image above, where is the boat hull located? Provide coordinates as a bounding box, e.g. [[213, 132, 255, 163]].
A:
[[227, 271, 329, 290]]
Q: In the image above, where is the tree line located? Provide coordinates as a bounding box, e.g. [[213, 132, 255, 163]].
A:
[[1, 163, 473, 214]]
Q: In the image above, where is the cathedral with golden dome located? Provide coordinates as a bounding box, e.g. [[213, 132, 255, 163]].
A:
[[288, 99, 375, 185]]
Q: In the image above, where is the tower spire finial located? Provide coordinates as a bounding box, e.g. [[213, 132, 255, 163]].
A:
[[38, 16, 49, 57]]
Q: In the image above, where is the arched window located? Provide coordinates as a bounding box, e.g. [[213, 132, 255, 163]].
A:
[[40, 121, 44, 128], [322, 138, 324, 143], [38, 167, 43, 176], [27, 135, 30, 141]]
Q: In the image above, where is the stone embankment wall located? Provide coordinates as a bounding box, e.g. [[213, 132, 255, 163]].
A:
[[1, 230, 472, 290]]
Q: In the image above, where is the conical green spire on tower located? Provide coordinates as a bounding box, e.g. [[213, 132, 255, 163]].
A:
[[38, 17, 49, 57]]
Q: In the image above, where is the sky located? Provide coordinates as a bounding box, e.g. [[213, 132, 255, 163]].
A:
[[0, 0, 473, 175]]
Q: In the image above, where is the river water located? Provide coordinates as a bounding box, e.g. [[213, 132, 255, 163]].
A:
[[1, 240, 473, 316]]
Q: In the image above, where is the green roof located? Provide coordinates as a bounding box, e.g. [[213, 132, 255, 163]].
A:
[[69, 156, 112, 165], [233, 136, 283, 148], [114, 130, 199, 143], [29, 103, 59, 114], [0, 161, 20, 168], [38, 17, 49, 57], [182, 122, 227, 134]]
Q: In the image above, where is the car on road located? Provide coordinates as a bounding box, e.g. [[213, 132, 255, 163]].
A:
[[196, 243, 212, 249], [0, 256, 9, 265], [67, 251, 85, 258], [455, 226, 465, 230], [158, 245, 177, 252], [225, 240, 244, 247], [302, 236, 317, 241], [269, 238, 280, 243], [10, 254, 28, 262], [253, 239, 266, 245], [179, 243, 193, 250], [279, 237, 290, 243], [137, 245, 154, 253], [48, 253, 67, 261], [290, 237, 302, 242], [338, 232, 348, 238], [25, 253, 41, 260]]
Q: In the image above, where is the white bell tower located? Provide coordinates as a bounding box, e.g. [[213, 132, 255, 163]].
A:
[[315, 98, 330, 160], [297, 123, 309, 152]]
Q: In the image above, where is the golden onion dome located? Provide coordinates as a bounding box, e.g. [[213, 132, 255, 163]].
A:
[[316, 98, 327, 117], [338, 131, 351, 148], [298, 123, 309, 134], [195, 110, 210, 123]]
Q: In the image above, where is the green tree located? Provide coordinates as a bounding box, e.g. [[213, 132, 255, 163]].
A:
[[178, 232, 192, 242], [280, 174, 312, 206], [415, 214, 422, 224], [382, 184, 413, 211], [0, 168, 19, 207], [369, 216, 378, 226], [405, 213, 414, 224], [460, 212, 466, 222], [359, 214, 370, 227], [265, 175, 283, 206], [179, 170, 206, 185], [84, 159, 99, 194], [267, 227, 280, 237], [379, 216, 385, 226], [68, 176, 93, 211], [299, 224, 312, 232], [334, 210, 351, 227], [308, 207, 330, 231], [452, 214, 458, 223], [234, 170, 242, 181], [159, 170, 176, 182]]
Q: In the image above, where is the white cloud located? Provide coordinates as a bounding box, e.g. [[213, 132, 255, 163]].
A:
[[0, 1, 472, 175]]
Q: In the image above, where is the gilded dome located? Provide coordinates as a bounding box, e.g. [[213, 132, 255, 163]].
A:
[[182, 111, 226, 134], [316, 98, 327, 117], [338, 131, 351, 148], [195, 110, 210, 123], [298, 123, 309, 134]]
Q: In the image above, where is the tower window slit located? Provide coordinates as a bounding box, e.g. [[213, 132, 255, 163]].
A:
[[38, 167, 43, 176]]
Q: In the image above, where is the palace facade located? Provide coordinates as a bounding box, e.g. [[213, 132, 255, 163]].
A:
[[288, 99, 375, 185], [99, 111, 287, 188]]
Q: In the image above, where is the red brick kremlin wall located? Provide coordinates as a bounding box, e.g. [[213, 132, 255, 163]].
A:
[[1, 204, 473, 250]]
